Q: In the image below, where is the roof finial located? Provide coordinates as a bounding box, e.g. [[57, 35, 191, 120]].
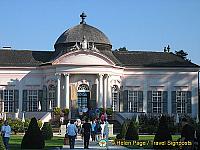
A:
[[80, 12, 87, 24]]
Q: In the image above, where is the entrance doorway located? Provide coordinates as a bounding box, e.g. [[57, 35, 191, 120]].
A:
[[77, 84, 90, 113]]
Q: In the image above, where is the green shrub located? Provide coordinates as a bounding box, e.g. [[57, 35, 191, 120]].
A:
[[106, 108, 113, 116], [116, 133, 123, 139], [41, 122, 53, 140], [37, 120, 43, 129], [9, 119, 24, 134], [62, 108, 69, 115], [125, 121, 139, 140], [0, 135, 5, 150], [21, 117, 45, 149], [120, 121, 128, 139], [53, 107, 61, 116]]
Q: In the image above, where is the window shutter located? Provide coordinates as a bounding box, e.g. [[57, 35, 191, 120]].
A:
[[0, 90, 3, 112], [14, 90, 19, 112], [123, 90, 128, 112], [38, 90, 43, 111], [22, 90, 28, 111], [163, 91, 168, 113], [187, 91, 192, 114], [171, 91, 176, 114], [138, 91, 143, 112], [147, 91, 152, 113]]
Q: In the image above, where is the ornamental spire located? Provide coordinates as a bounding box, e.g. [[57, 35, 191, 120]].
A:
[[80, 12, 87, 24]]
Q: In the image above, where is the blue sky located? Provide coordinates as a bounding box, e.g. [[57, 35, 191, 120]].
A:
[[0, 0, 200, 64]]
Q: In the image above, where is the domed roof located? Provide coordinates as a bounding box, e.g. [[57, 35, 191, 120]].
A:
[[55, 24, 111, 45], [54, 12, 112, 52]]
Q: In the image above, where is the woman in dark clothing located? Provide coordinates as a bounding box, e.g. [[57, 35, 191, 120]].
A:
[[153, 115, 172, 149]]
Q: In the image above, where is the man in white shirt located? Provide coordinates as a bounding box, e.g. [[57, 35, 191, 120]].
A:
[[67, 120, 78, 149], [1, 120, 11, 150]]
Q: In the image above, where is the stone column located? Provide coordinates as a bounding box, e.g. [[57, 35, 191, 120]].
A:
[[64, 73, 70, 109], [107, 75, 112, 108], [96, 78, 99, 107], [56, 74, 61, 108], [104, 74, 108, 109], [98, 74, 104, 108]]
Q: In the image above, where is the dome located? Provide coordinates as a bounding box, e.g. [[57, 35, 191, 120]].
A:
[[54, 13, 112, 52]]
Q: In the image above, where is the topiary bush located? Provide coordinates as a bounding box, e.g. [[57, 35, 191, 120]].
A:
[[41, 122, 53, 140], [125, 121, 139, 140], [119, 121, 128, 139], [21, 117, 45, 149], [0, 135, 5, 150]]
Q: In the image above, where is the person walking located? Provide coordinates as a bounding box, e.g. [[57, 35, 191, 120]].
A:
[[67, 120, 78, 149], [1, 120, 11, 150], [82, 118, 92, 149], [103, 119, 109, 141], [95, 119, 101, 141], [91, 120, 96, 141]]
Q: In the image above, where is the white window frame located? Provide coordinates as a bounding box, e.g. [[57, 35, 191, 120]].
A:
[[48, 85, 56, 109], [3, 90, 14, 112], [111, 85, 119, 111], [176, 91, 187, 114], [27, 90, 38, 112], [152, 91, 163, 113], [128, 91, 139, 112]]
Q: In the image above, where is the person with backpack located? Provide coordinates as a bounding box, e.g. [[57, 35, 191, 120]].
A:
[[95, 119, 101, 141]]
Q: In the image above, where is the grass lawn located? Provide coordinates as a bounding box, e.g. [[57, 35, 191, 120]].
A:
[[9, 135, 64, 150]]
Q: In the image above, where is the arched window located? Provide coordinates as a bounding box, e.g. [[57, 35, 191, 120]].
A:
[[48, 85, 56, 109], [78, 84, 89, 91], [112, 85, 119, 111]]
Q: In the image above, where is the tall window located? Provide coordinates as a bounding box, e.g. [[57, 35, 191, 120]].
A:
[[112, 85, 119, 111], [152, 91, 163, 113], [128, 91, 139, 112], [176, 91, 187, 113], [48, 85, 56, 109], [28, 90, 38, 111], [77, 84, 89, 109], [4, 90, 14, 112]]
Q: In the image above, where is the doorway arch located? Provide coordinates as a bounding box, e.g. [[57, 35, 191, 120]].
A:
[[77, 84, 90, 112]]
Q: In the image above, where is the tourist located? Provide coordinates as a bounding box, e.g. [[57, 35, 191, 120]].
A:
[[153, 115, 172, 149], [103, 119, 109, 141], [100, 121, 105, 139], [1, 120, 11, 150], [82, 118, 92, 149], [95, 119, 101, 141], [67, 120, 78, 149], [91, 120, 96, 141]]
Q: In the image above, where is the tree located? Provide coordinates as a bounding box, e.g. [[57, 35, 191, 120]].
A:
[[41, 122, 53, 140], [21, 117, 45, 149], [125, 121, 139, 140], [175, 50, 190, 61], [115, 47, 128, 51]]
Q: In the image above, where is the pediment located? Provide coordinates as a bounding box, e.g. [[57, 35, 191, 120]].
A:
[[53, 50, 115, 66]]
